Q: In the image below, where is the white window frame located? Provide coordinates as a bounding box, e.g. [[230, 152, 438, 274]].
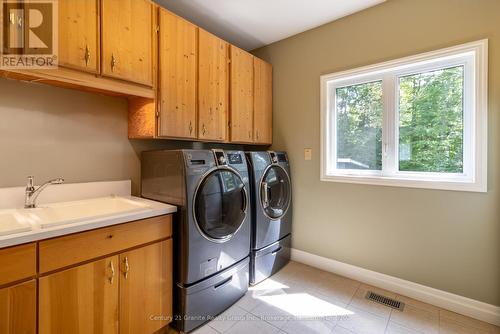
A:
[[320, 40, 488, 192]]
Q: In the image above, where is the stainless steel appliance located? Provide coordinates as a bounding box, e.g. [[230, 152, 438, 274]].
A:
[[142, 149, 251, 333], [246, 151, 292, 285]]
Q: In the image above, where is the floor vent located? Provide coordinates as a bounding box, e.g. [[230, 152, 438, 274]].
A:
[[365, 291, 405, 311]]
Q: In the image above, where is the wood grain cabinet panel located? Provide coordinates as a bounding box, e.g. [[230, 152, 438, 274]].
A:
[[198, 29, 229, 141], [0, 243, 36, 286], [230, 46, 254, 143], [0, 280, 36, 334], [253, 58, 273, 144], [39, 256, 119, 334], [58, 0, 99, 73], [101, 0, 154, 86], [158, 9, 197, 139], [39, 215, 172, 273], [119, 240, 172, 334]]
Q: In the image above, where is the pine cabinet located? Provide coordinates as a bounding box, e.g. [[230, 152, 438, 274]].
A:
[[253, 58, 273, 144], [58, 0, 99, 73], [101, 0, 154, 86], [0, 280, 36, 334], [158, 9, 197, 139], [39, 256, 119, 334], [119, 240, 172, 334], [230, 46, 255, 143], [38, 240, 173, 334], [0, 215, 173, 334], [1, 0, 273, 144], [198, 29, 229, 141]]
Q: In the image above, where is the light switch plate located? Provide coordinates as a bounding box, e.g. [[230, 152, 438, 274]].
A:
[[304, 148, 312, 160]]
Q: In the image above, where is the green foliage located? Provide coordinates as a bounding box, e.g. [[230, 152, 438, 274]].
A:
[[336, 81, 382, 170], [399, 66, 464, 173], [335, 66, 464, 173]]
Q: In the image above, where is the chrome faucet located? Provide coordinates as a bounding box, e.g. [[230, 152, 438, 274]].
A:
[[25, 176, 64, 208]]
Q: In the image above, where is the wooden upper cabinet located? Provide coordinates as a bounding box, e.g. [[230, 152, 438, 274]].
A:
[[119, 240, 172, 334], [253, 58, 273, 144], [198, 29, 229, 141], [158, 9, 197, 139], [0, 280, 36, 334], [101, 0, 154, 86], [39, 256, 119, 334], [230, 46, 254, 143], [58, 0, 99, 73]]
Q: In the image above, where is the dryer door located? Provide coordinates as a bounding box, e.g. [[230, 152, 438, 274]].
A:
[[194, 168, 247, 242], [260, 165, 291, 219]]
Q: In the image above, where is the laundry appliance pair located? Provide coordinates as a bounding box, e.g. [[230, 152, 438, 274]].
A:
[[141, 149, 292, 333]]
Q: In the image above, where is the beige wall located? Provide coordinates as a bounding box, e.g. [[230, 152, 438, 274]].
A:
[[0, 78, 251, 195], [253, 0, 500, 305]]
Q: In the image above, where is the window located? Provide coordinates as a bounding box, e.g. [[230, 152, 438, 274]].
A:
[[320, 40, 488, 192]]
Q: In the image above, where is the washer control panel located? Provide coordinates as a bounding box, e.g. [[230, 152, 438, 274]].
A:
[[227, 153, 243, 165], [213, 149, 227, 166]]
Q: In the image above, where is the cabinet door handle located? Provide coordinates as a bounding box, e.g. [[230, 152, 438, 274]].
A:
[[202, 124, 206, 136], [123, 256, 129, 279], [248, 130, 252, 139], [256, 129, 260, 141], [84, 45, 91, 66], [189, 121, 193, 135], [111, 54, 117, 72], [109, 260, 115, 284]]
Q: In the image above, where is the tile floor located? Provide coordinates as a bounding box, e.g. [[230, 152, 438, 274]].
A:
[[178, 261, 500, 334]]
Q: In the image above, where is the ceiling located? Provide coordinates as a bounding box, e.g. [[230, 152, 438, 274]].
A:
[[154, 0, 385, 51]]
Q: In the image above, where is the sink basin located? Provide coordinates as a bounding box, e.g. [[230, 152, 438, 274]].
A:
[[0, 212, 32, 236], [33, 196, 152, 228]]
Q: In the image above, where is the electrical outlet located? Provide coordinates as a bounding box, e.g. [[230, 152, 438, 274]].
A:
[[304, 148, 312, 160]]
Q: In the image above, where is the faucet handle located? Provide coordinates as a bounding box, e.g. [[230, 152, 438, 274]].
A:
[[27, 176, 34, 188]]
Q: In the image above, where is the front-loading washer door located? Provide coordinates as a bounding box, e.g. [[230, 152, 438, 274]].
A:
[[260, 165, 291, 220], [194, 168, 247, 242]]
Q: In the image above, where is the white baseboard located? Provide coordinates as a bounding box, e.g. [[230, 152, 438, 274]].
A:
[[291, 248, 500, 326]]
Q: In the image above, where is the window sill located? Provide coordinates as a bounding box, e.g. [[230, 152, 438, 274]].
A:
[[320, 174, 486, 192]]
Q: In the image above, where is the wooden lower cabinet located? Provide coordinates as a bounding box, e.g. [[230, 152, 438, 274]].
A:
[[119, 240, 172, 334], [0, 215, 172, 334], [39, 256, 119, 334], [0, 280, 37, 334], [38, 240, 172, 334]]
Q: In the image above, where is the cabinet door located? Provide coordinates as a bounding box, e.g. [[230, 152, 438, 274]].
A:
[[101, 0, 154, 86], [198, 29, 229, 141], [253, 58, 273, 144], [39, 256, 119, 334], [58, 0, 99, 73], [0, 280, 36, 334], [230, 46, 254, 143], [158, 9, 197, 139], [120, 240, 172, 334]]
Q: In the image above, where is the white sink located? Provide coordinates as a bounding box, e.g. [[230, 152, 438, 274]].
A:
[[0, 212, 32, 236], [32, 196, 153, 228]]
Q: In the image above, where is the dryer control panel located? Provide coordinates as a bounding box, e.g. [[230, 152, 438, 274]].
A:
[[269, 151, 288, 165], [269, 151, 278, 164]]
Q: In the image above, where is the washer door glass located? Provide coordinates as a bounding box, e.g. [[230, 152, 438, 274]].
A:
[[261, 166, 291, 219], [195, 169, 247, 241]]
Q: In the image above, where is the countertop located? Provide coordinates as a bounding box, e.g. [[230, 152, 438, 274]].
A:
[[0, 196, 177, 249]]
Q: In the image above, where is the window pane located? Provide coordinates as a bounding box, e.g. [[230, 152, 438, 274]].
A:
[[336, 81, 383, 170], [398, 66, 464, 173]]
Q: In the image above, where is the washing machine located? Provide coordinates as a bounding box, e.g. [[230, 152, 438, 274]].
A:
[[141, 149, 251, 333], [246, 151, 292, 285]]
